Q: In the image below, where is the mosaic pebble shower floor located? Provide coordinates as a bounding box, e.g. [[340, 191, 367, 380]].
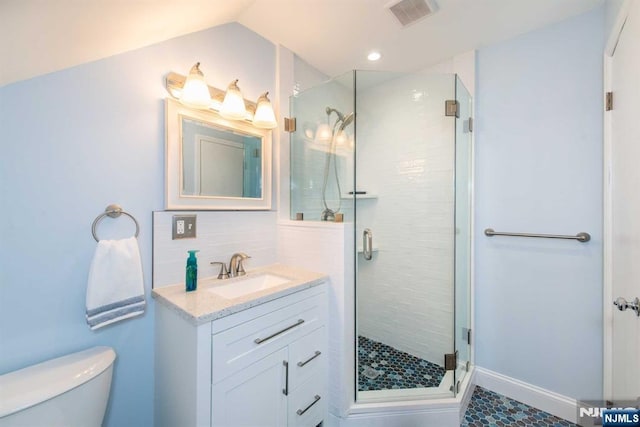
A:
[[462, 386, 577, 426], [357, 336, 446, 391]]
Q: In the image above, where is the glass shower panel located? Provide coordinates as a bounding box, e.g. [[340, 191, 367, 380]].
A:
[[290, 72, 355, 222], [454, 76, 473, 391], [355, 71, 456, 401]]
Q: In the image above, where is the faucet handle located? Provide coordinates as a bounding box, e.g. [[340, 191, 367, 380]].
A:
[[236, 253, 251, 276], [210, 262, 230, 280]]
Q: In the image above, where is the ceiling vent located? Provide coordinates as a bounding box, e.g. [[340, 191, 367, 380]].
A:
[[387, 0, 437, 27]]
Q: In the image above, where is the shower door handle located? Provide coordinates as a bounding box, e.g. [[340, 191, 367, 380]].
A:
[[363, 228, 373, 261]]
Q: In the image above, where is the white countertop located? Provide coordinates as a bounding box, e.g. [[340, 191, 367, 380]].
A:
[[152, 263, 327, 325]]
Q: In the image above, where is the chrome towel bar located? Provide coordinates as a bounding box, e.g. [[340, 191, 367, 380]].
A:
[[92, 204, 140, 242], [484, 228, 590, 243]]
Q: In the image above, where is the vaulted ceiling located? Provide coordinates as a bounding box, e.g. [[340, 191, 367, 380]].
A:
[[0, 0, 603, 87]]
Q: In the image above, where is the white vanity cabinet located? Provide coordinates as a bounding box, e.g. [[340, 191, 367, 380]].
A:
[[155, 282, 327, 427]]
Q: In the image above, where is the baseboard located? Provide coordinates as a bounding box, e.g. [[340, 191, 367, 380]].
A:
[[474, 367, 578, 424], [327, 406, 460, 427], [459, 368, 476, 423]]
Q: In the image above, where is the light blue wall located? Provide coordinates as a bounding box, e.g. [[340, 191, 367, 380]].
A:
[[475, 7, 604, 399], [0, 23, 275, 426]]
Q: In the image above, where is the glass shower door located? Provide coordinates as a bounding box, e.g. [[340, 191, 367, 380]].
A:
[[454, 76, 473, 391], [354, 71, 458, 401]]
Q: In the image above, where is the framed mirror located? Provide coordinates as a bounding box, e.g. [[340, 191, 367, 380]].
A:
[[165, 98, 272, 210]]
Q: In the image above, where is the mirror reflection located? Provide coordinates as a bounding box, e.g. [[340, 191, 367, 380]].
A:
[[181, 117, 262, 199]]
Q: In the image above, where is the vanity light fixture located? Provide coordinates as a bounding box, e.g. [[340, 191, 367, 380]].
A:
[[220, 79, 248, 120], [165, 66, 278, 128], [314, 123, 332, 143], [335, 130, 348, 146], [252, 92, 277, 129], [179, 63, 212, 109]]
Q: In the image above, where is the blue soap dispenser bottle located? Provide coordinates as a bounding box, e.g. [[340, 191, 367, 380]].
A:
[[185, 250, 199, 292]]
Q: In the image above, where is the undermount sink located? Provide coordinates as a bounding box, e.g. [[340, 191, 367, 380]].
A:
[[207, 273, 292, 299]]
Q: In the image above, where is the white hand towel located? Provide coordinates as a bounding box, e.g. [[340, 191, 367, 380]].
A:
[[86, 236, 145, 330]]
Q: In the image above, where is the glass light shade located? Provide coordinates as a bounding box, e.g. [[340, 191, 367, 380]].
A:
[[304, 128, 314, 140], [314, 124, 332, 143], [220, 79, 247, 120], [252, 92, 277, 129], [335, 130, 347, 146], [180, 63, 212, 109]]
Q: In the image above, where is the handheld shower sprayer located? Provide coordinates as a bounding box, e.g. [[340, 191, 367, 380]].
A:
[[320, 106, 354, 221], [339, 113, 355, 131]]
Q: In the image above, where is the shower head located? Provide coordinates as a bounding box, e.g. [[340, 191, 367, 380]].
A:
[[325, 107, 354, 131], [339, 112, 354, 131]]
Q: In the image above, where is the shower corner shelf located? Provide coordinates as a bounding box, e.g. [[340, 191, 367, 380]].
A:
[[341, 193, 378, 200]]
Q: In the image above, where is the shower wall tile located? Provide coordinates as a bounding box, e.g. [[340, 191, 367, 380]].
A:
[[152, 211, 278, 287]]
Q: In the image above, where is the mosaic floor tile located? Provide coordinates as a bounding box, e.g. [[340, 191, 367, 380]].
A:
[[462, 386, 577, 427], [357, 336, 446, 391]]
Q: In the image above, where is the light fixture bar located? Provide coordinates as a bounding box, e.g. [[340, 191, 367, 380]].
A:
[[165, 72, 257, 115]]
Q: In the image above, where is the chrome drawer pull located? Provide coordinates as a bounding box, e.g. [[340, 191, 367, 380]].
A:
[[296, 395, 321, 416], [254, 319, 305, 344], [297, 351, 321, 367], [282, 361, 289, 396]]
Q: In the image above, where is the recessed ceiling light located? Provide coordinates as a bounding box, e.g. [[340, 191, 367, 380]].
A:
[[367, 51, 381, 61]]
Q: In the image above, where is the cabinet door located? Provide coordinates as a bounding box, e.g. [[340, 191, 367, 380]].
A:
[[211, 347, 287, 427]]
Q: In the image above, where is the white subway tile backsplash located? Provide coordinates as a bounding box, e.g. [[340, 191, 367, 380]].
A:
[[152, 211, 278, 287]]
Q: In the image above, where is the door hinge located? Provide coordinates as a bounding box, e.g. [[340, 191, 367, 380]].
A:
[[606, 92, 613, 111], [467, 117, 473, 133], [466, 360, 471, 372], [444, 350, 458, 371], [445, 100, 459, 117], [284, 117, 296, 132]]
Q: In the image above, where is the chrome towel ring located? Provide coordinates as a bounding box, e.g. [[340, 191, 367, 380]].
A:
[[92, 204, 140, 242]]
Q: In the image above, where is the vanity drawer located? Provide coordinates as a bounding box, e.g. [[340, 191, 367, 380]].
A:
[[288, 372, 326, 427], [211, 292, 325, 384], [289, 326, 326, 390]]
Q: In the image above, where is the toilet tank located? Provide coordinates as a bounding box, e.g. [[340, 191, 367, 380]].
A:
[[0, 346, 116, 427]]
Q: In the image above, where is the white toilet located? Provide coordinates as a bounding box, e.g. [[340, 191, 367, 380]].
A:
[[0, 346, 116, 427]]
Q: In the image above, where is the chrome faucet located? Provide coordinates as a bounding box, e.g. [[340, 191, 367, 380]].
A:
[[210, 261, 230, 279], [229, 252, 251, 277], [210, 253, 250, 280]]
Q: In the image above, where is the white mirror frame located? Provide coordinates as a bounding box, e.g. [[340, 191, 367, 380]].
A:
[[165, 98, 272, 210]]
